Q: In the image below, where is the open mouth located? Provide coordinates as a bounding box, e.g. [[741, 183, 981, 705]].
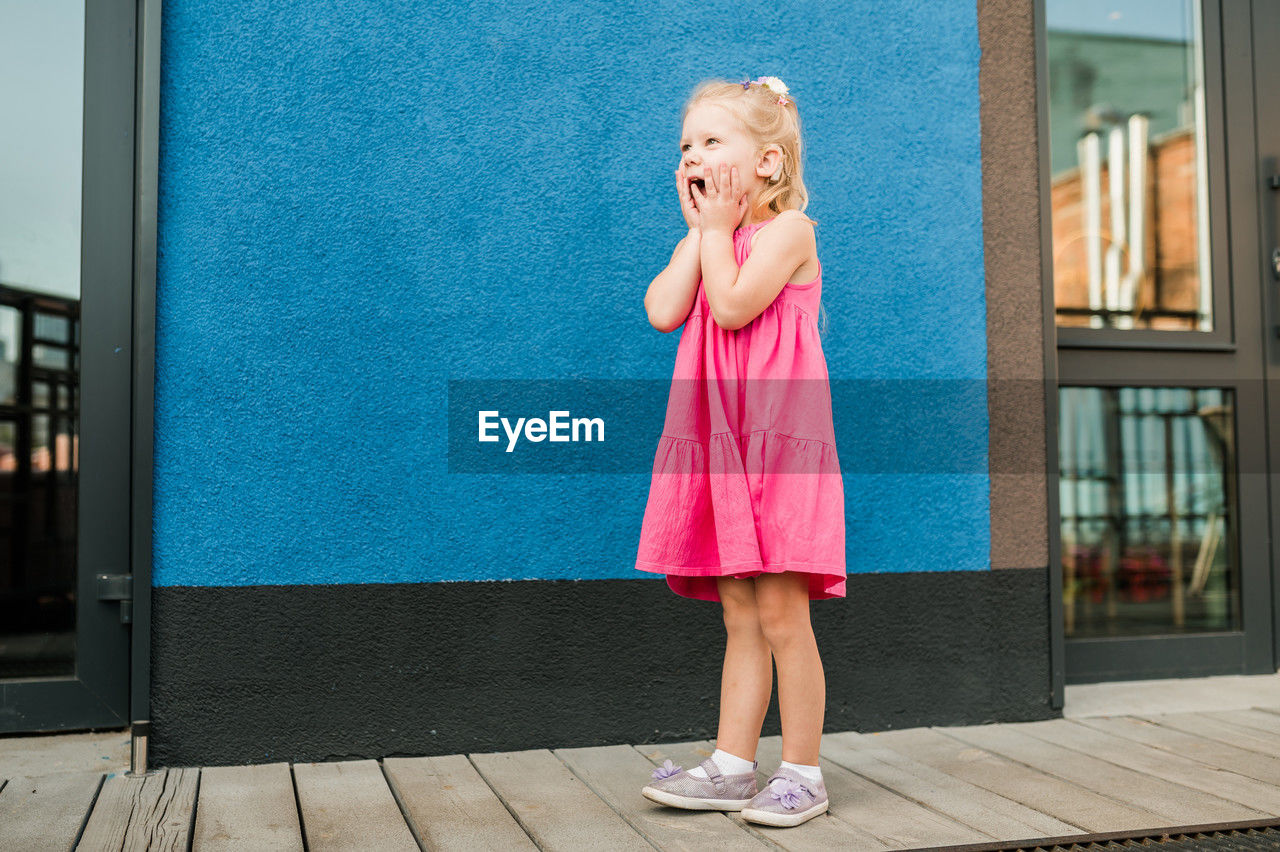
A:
[[687, 177, 706, 194]]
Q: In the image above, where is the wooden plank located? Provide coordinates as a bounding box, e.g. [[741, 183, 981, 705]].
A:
[[1225, 674, 1280, 708], [818, 730, 1078, 839], [469, 748, 651, 850], [757, 734, 992, 850], [1064, 678, 1192, 718], [637, 739, 883, 851], [78, 767, 199, 850], [1014, 718, 1280, 813], [633, 739, 717, 773], [1136, 712, 1280, 760], [0, 729, 129, 777], [1227, 678, 1280, 710], [1073, 715, 1280, 788], [1064, 674, 1280, 718], [862, 726, 1157, 833], [937, 722, 1270, 825], [292, 759, 417, 851], [1206, 708, 1280, 737], [557, 743, 768, 850], [382, 754, 537, 851], [191, 762, 303, 851], [0, 770, 103, 851]]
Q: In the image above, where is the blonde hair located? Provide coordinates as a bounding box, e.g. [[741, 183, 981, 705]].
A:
[[681, 78, 828, 335]]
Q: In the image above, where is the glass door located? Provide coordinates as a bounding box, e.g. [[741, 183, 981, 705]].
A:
[[1040, 0, 1276, 682], [0, 0, 136, 731]]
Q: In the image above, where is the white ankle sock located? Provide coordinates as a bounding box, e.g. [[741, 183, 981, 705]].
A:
[[779, 759, 823, 785], [687, 748, 755, 779]]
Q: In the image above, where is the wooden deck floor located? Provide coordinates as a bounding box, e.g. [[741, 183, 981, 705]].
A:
[[3, 678, 1280, 850]]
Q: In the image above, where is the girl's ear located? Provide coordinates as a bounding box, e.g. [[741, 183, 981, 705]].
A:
[[757, 145, 785, 181]]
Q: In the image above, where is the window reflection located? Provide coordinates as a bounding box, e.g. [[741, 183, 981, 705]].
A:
[[0, 1, 84, 678], [1060, 387, 1239, 637], [1047, 0, 1211, 330]]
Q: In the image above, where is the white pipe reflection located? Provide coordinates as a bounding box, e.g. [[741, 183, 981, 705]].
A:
[[1079, 131, 1104, 328], [1108, 124, 1127, 328], [1124, 114, 1148, 325]]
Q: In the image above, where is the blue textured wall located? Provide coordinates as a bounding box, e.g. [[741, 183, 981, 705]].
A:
[[154, 0, 987, 587]]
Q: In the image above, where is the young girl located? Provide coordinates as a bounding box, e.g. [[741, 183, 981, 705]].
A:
[[635, 76, 846, 829]]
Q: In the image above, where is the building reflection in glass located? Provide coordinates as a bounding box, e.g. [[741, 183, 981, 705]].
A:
[[0, 1, 85, 678], [1046, 0, 1212, 330], [1059, 387, 1239, 638], [1, 289, 79, 676]]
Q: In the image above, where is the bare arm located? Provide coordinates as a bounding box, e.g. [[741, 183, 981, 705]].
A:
[[643, 228, 702, 333], [701, 211, 813, 331], [643, 168, 707, 333], [690, 165, 814, 331]]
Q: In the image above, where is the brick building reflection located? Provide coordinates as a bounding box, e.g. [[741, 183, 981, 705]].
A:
[[0, 282, 79, 676]]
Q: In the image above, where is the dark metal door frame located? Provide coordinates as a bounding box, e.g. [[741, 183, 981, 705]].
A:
[[130, 0, 160, 742], [1035, 0, 1278, 697], [0, 0, 157, 735], [1250, 0, 1280, 682]]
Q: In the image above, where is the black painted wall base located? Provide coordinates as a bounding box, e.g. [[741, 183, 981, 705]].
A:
[[149, 569, 1054, 768]]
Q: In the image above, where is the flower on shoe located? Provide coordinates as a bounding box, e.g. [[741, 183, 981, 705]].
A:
[[768, 776, 809, 809], [651, 759, 682, 781]]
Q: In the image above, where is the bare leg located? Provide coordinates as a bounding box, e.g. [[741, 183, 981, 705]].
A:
[[755, 572, 824, 765], [714, 576, 773, 762]]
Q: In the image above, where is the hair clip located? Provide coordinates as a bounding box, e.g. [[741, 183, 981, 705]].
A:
[[741, 75, 791, 106]]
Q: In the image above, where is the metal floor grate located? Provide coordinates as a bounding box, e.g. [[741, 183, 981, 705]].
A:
[[933, 817, 1280, 851]]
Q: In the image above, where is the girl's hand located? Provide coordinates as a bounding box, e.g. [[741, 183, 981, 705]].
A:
[[692, 164, 748, 235], [676, 168, 700, 230]]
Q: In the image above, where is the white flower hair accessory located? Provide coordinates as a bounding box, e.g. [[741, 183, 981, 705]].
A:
[[740, 75, 791, 106]]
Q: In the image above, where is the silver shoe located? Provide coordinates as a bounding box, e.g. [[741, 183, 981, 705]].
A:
[[740, 766, 829, 827], [641, 756, 760, 811]]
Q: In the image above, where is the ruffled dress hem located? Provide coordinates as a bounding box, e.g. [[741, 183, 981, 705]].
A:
[[635, 560, 847, 602]]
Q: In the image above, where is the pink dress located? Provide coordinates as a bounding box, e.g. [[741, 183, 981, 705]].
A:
[[635, 216, 846, 602]]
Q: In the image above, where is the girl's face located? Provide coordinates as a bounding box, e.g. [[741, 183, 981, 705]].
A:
[[679, 102, 773, 207]]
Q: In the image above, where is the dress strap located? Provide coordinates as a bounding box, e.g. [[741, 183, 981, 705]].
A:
[[737, 216, 777, 233]]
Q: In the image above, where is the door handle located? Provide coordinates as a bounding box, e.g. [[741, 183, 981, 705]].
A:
[[1269, 169, 1280, 335], [97, 573, 133, 624], [1273, 177, 1280, 282]]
